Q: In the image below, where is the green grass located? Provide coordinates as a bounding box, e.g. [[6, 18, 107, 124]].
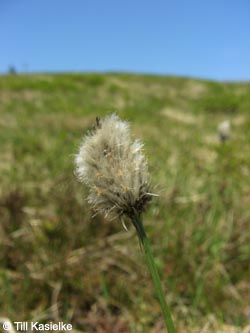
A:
[[0, 72, 249, 332]]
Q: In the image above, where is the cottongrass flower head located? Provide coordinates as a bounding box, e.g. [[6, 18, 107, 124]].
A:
[[218, 119, 231, 142], [75, 114, 154, 221]]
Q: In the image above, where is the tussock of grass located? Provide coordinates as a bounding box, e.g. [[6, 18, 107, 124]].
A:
[[0, 73, 249, 332]]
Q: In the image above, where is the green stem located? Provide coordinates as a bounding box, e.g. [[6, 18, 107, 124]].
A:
[[132, 214, 176, 333]]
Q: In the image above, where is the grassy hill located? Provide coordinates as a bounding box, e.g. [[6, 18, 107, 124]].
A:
[[0, 73, 249, 332]]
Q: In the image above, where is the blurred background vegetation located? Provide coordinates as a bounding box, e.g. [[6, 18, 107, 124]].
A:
[[0, 73, 249, 332]]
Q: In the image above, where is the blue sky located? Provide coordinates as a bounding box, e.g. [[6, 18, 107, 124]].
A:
[[1, 0, 250, 80]]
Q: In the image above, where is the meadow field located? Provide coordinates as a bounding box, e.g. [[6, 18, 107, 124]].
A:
[[0, 73, 249, 333]]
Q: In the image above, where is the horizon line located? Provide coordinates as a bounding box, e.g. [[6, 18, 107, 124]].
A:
[[0, 69, 249, 83]]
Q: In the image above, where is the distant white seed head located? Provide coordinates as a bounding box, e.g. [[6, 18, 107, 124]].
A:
[[75, 114, 153, 220], [218, 120, 231, 142]]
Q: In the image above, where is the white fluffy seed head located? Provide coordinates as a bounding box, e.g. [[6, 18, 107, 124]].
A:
[[218, 120, 231, 141], [75, 114, 153, 220]]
